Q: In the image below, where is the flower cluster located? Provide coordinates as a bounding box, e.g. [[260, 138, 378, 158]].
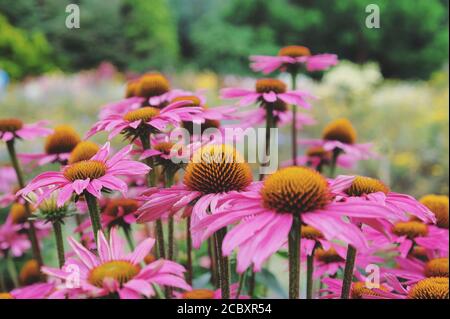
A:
[[0, 47, 448, 300]]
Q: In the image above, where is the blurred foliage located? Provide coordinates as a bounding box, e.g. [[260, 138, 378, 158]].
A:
[[0, 14, 55, 80], [0, 0, 179, 74], [187, 0, 449, 78], [1, 0, 448, 79]]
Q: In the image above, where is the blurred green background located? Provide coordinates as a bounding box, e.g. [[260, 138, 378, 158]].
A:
[[1, 0, 449, 197]]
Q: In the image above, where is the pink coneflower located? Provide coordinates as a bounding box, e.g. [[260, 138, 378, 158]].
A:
[[221, 78, 314, 109], [0, 119, 51, 142], [19, 125, 81, 166], [308, 245, 384, 279], [137, 144, 254, 246], [174, 283, 248, 299], [0, 214, 31, 257], [300, 118, 376, 161], [99, 97, 145, 119], [386, 256, 448, 285], [192, 166, 398, 273], [250, 45, 338, 74], [333, 175, 436, 225], [0, 283, 54, 299], [101, 198, 140, 229], [42, 228, 190, 299], [362, 275, 449, 299], [282, 146, 356, 171], [86, 100, 204, 140], [18, 142, 149, 206], [363, 219, 448, 258], [320, 277, 393, 299]]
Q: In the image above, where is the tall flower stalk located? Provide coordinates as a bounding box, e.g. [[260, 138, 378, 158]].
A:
[[6, 140, 43, 266], [288, 214, 301, 299], [290, 72, 298, 165], [340, 245, 357, 299]]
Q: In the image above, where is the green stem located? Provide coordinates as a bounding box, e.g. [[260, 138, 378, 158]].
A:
[[208, 237, 218, 288], [341, 245, 357, 299], [290, 72, 298, 165], [236, 269, 247, 299], [155, 220, 166, 259], [165, 171, 175, 261], [53, 222, 65, 268], [186, 216, 193, 286], [140, 135, 156, 187], [6, 140, 43, 266], [216, 228, 230, 299], [248, 269, 256, 298], [306, 246, 316, 299], [123, 225, 135, 251], [84, 192, 102, 243], [6, 252, 19, 288], [259, 104, 275, 181], [329, 149, 341, 178], [288, 214, 301, 299]]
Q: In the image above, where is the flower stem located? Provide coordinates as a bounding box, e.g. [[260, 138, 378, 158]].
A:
[[122, 225, 135, 251], [236, 269, 247, 299], [288, 214, 301, 299], [259, 104, 275, 181], [341, 244, 357, 299], [290, 72, 298, 165], [6, 140, 43, 266], [84, 192, 102, 243], [164, 171, 175, 261], [215, 228, 230, 299], [6, 252, 19, 288], [186, 216, 193, 286], [329, 149, 341, 178], [306, 246, 316, 299], [208, 237, 218, 288], [248, 269, 256, 298], [53, 221, 65, 268]]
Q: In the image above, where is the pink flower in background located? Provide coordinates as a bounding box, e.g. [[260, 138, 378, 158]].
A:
[[192, 167, 398, 273], [19, 125, 81, 166], [174, 283, 248, 299], [300, 118, 377, 161], [332, 175, 436, 225], [0, 119, 52, 142], [99, 97, 145, 119], [18, 142, 150, 206], [0, 165, 16, 193], [0, 215, 31, 257], [383, 256, 448, 286], [221, 78, 314, 108], [363, 219, 448, 258], [320, 277, 394, 299], [86, 100, 204, 140], [250, 45, 338, 74], [0, 283, 54, 299], [42, 228, 190, 299], [282, 146, 357, 170]]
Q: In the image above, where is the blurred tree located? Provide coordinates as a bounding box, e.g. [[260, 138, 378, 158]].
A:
[[0, 14, 54, 80], [188, 0, 449, 78], [0, 0, 179, 75]]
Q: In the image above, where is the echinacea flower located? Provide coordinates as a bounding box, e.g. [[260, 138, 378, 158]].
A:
[[309, 245, 384, 279], [0, 283, 54, 299], [86, 100, 204, 140], [137, 144, 254, 248], [19, 259, 44, 286], [363, 275, 449, 299], [101, 198, 140, 229], [18, 142, 150, 206], [175, 283, 248, 299], [363, 219, 448, 257], [320, 277, 391, 299], [420, 194, 449, 229], [300, 118, 376, 161], [0, 165, 16, 193], [192, 166, 398, 272], [333, 175, 436, 225], [19, 125, 81, 166], [386, 256, 449, 285], [68, 141, 101, 164], [250, 45, 338, 74], [0, 214, 31, 257], [42, 228, 191, 299], [0, 119, 51, 142], [221, 78, 314, 109], [282, 146, 356, 171]]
